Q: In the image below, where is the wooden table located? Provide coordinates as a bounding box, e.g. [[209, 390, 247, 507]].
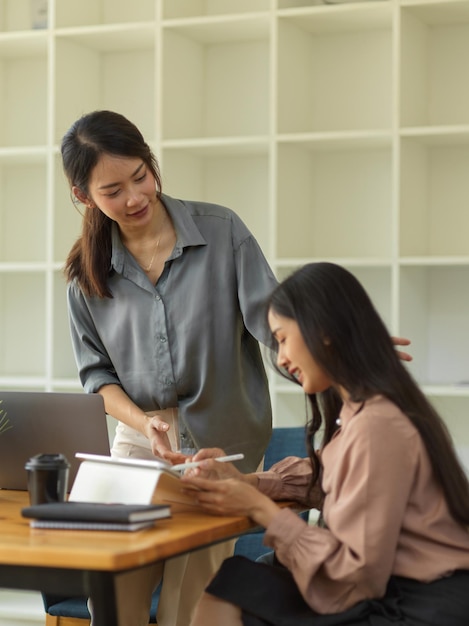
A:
[[0, 490, 260, 625]]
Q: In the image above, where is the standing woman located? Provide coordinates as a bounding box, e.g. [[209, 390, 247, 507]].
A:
[[184, 262, 469, 626], [61, 110, 278, 626]]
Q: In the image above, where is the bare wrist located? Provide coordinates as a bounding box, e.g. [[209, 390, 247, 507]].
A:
[[243, 473, 259, 488], [250, 497, 281, 527]]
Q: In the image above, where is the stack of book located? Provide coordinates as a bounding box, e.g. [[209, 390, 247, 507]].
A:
[[22, 501, 171, 532]]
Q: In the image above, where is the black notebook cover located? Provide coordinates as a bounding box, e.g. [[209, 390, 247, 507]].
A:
[[22, 501, 171, 523]]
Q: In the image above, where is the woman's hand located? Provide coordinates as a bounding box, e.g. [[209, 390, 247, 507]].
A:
[[144, 414, 173, 458], [162, 449, 191, 466], [96, 387, 184, 460], [183, 448, 244, 480], [181, 475, 281, 527], [391, 336, 412, 362]]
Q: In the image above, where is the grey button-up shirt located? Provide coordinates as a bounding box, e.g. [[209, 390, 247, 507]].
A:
[[67, 194, 279, 471]]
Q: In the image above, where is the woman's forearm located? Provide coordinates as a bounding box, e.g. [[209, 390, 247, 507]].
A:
[[97, 384, 172, 434], [97, 384, 149, 434]]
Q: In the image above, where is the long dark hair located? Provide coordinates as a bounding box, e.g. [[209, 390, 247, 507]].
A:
[[268, 262, 469, 526], [62, 110, 162, 298]]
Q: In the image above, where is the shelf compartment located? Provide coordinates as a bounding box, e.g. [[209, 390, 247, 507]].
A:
[[54, 31, 155, 145], [276, 140, 392, 259], [55, 0, 155, 28], [161, 143, 270, 255], [0, 271, 46, 377], [399, 264, 469, 387], [271, 389, 310, 429], [0, 38, 47, 146], [276, 262, 392, 330], [0, 160, 47, 262], [277, 5, 392, 134], [162, 16, 270, 139], [426, 394, 469, 471], [399, 136, 469, 257], [0, 0, 47, 32], [163, 1, 270, 19], [53, 155, 83, 264], [400, 1, 469, 128]]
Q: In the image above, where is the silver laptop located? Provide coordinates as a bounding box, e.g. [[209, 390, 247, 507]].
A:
[[0, 391, 110, 491]]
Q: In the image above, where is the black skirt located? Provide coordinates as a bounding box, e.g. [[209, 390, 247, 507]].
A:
[[206, 556, 469, 626]]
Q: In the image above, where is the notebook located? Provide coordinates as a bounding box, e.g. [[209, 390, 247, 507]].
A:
[[27, 519, 157, 532], [21, 501, 171, 531], [0, 391, 111, 491], [22, 501, 172, 523]]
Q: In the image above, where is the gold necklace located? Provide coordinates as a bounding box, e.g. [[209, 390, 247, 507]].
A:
[[143, 210, 168, 272], [143, 236, 161, 272]]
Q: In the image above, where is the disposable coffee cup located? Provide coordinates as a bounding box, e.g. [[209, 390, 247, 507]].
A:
[[25, 453, 70, 505]]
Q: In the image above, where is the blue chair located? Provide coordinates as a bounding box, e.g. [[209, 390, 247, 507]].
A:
[[234, 426, 309, 561], [43, 426, 309, 625], [43, 584, 161, 625]]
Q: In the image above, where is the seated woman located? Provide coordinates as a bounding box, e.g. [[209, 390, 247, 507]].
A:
[[182, 262, 469, 626]]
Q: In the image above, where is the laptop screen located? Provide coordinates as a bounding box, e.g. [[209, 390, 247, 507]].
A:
[[0, 391, 111, 491]]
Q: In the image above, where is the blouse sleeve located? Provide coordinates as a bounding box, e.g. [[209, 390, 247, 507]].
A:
[[67, 282, 121, 393], [263, 410, 419, 614], [257, 456, 323, 509], [231, 215, 278, 346]]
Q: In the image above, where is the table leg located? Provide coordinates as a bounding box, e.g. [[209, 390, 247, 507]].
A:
[[87, 570, 119, 626]]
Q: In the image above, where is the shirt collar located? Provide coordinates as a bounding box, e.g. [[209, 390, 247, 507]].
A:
[[110, 193, 207, 273], [339, 396, 366, 428], [339, 394, 384, 428], [162, 194, 207, 250]]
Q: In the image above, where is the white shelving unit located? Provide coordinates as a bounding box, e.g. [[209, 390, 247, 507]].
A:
[[0, 0, 468, 446]]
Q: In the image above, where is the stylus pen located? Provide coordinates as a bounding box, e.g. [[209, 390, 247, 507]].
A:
[[172, 453, 244, 472]]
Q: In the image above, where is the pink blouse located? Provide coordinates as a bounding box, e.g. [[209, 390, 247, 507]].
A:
[[257, 395, 469, 614]]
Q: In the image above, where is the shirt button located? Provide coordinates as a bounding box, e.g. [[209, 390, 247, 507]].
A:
[[165, 379, 173, 387], [155, 294, 161, 301], [160, 335, 167, 343]]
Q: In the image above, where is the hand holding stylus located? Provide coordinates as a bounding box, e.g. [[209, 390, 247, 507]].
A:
[[177, 449, 245, 479], [172, 453, 244, 472]]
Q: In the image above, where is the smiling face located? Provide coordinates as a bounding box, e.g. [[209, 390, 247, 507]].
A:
[[268, 308, 333, 395], [73, 153, 159, 234]]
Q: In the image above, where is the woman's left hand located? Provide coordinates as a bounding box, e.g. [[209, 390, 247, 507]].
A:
[[181, 475, 281, 526]]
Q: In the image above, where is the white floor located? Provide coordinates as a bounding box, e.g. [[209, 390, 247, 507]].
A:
[[0, 590, 44, 626]]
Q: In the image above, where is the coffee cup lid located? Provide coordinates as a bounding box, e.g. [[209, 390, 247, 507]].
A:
[[25, 453, 70, 470]]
